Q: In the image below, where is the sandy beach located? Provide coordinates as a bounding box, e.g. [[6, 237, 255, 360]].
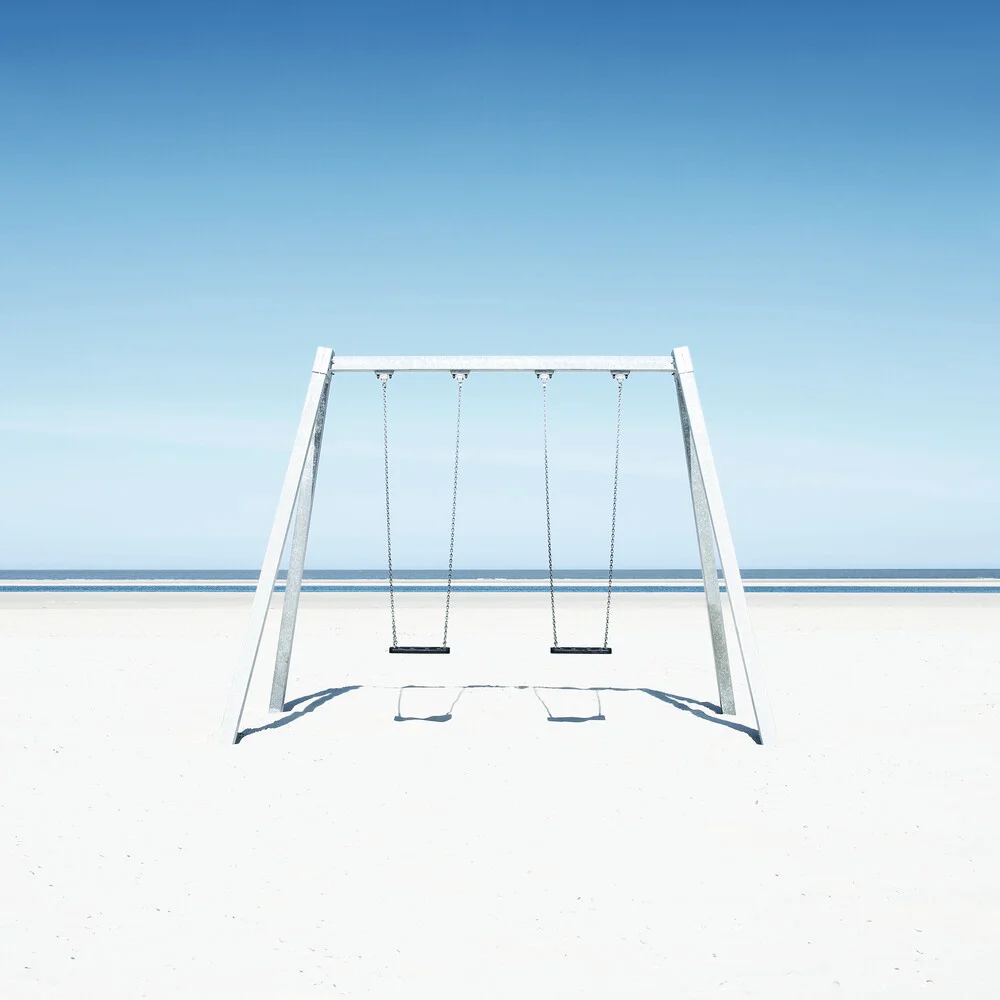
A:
[[1, 590, 998, 997]]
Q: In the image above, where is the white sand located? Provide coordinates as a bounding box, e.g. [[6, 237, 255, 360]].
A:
[[1, 591, 998, 998]]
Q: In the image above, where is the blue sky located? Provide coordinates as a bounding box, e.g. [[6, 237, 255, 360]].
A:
[[1, 0, 997, 568]]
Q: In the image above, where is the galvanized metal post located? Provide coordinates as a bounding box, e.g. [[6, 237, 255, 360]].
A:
[[219, 347, 334, 744], [676, 381, 736, 715], [672, 347, 777, 745], [269, 376, 331, 712]]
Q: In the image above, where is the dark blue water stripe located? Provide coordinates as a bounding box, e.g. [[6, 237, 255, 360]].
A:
[[3, 569, 998, 581], [2, 585, 999, 594]]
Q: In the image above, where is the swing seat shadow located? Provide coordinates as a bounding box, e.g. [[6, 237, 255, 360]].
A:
[[394, 713, 454, 723], [394, 685, 464, 722], [237, 684, 760, 743], [532, 686, 605, 723]]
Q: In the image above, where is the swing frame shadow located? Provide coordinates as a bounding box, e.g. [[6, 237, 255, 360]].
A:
[[219, 351, 777, 747], [235, 683, 760, 743]]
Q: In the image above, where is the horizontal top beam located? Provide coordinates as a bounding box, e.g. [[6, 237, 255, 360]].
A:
[[328, 354, 677, 373]]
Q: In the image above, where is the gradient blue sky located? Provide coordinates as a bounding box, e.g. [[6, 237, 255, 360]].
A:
[[2, 0, 997, 568]]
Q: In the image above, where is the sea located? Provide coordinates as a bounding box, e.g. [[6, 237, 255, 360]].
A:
[[1, 570, 998, 594]]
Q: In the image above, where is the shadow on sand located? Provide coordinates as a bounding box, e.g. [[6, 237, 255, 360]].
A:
[[235, 686, 360, 743], [532, 686, 605, 722], [638, 688, 761, 743], [237, 683, 760, 744], [395, 685, 466, 722]]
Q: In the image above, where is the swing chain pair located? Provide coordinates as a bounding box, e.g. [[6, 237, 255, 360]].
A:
[[538, 370, 628, 651], [379, 369, 466, 651]]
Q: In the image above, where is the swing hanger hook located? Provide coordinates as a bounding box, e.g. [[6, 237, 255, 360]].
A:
[[451, 370, 469, 381], [535, 370, 554, 381], [611, 370, 630, 382], [375, 371, 393, 382]]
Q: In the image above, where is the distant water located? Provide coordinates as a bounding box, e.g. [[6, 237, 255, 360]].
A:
[[2, 569, 998, 594], [2, 569, 999, 580]]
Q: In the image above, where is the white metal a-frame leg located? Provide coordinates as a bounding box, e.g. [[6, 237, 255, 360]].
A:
[[269, 375, 330, 712], [219, 347, 776, 746], [671, 347, 777, 744], [676, 374, 736, 716], [218, 347, 332, 744]]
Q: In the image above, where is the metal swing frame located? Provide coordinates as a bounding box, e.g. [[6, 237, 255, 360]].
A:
[[219, 348, 777, 746]]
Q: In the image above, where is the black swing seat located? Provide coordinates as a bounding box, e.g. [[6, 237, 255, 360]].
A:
[[551, 646, 612, 654], [390, 646, 451, 654]]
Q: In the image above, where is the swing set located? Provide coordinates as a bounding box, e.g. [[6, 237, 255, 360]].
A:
[[220, 349, 776, 746]]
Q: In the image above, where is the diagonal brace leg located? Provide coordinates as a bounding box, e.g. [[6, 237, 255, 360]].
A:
[[219, 347, 333, 744], [676, 380, 736, 715], [269, 377, 331, 712], [672, 346, 777, 745]]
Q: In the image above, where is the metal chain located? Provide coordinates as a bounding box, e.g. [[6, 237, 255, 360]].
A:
[[441, 373, 466, 646], [379, 373, 398, 648], [604, 373, 627, 648], [538, 373, 559, 648]]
